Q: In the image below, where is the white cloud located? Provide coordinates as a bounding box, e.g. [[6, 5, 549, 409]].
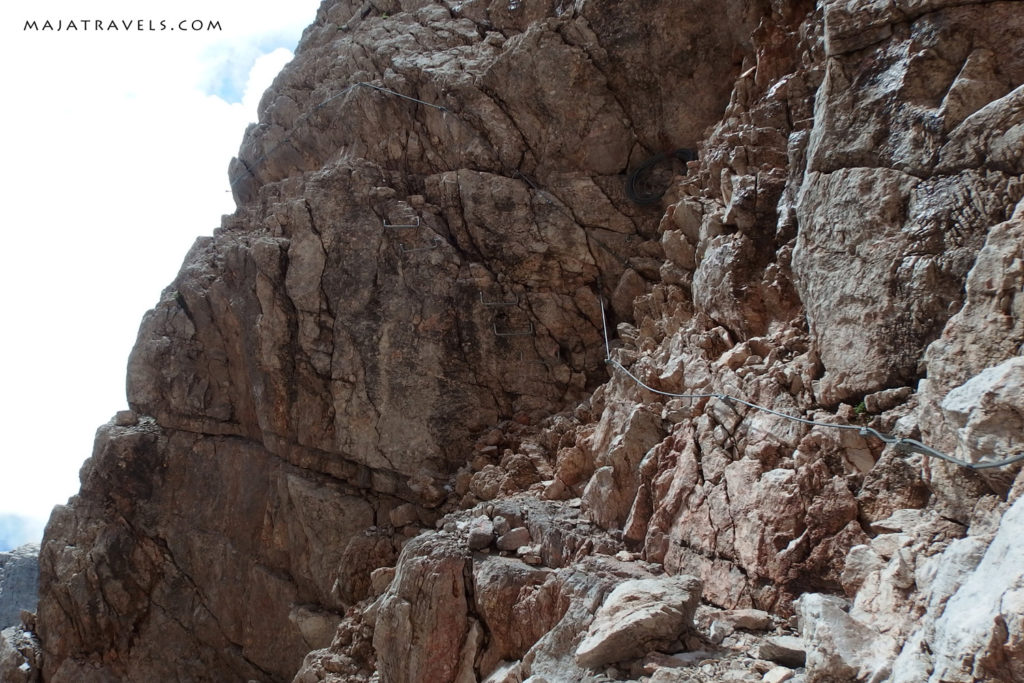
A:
[[0, 515, 46, 553], [242, 47, 296, 111], [0, 0, 321, 531]]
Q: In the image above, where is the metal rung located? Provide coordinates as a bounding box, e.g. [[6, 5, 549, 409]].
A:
[[493, 322, 534, 337], [399, 237, 443, 253], [480, 290, 518, 306], [516, 350, 550, 367], [384, 216, 420, 229]]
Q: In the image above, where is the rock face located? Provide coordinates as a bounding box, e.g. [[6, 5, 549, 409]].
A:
[[797, 593, 896, 681], [0, 544, 38, 630], [31, 0, 1024, 682], [793, 0, 1024, 405], [1, 625, 42, 683], [887, 493, 1024, 683], [575, 574, 701, 668]]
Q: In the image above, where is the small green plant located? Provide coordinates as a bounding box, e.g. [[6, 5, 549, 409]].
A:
[[854, 400, 867, 416]]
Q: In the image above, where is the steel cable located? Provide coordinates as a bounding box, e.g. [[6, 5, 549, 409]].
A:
[[625, 148, 697, 205], [598, 297, 1024, 471], [221, 80, 1022, 473], [228, 81, 449, 189]]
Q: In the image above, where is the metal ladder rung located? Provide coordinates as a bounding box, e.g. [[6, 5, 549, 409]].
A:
[[479, 290, 518, 306], [515, 350, 550, 367], [383, 216, 421, 229], [398, 236, 443, 253], [493, 322, 534, 337]]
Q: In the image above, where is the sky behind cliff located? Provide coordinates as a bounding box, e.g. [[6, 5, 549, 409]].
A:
[[0, 0, 321, 550]]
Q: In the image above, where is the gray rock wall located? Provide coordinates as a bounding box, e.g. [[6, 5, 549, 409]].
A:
[[0, 544, 38, 629]]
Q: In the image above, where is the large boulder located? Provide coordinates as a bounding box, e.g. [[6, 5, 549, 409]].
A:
[[575, 574, 702, 669], [797, 593, 896, 682]]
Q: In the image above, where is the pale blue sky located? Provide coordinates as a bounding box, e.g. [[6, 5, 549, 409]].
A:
[[0, 0, 321, 551], [204, 35, 300, 103]]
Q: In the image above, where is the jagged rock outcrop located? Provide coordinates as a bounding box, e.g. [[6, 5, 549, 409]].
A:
[[575, 574, 702, 668], [36, 1, 764, 681], [888, 492, 1024, 682], [0, 544, 38, 630], [31, 0, 1024, 682], [1, 624, 42, 683]]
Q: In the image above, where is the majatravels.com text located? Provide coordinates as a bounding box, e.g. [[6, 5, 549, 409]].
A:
[[24, 19, 222, 32]]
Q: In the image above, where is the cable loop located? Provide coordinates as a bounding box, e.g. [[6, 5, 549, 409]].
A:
[[597, 297, 1023, 471], [229, 81, 448, 189]]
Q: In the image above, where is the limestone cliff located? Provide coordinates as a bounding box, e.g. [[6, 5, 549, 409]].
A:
[[18, 0, 1024, 682]]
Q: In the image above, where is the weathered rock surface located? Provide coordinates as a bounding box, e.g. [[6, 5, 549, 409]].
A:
[[0, 544, 38, 630], [373, 534, 470, 682], [757, 635, 806, 669], [39, 0, 760, 678], [297, 497, 667, 682], [797, 593, 895, 681], [0, 625, 41, 683], [886, 493, 1024, 683], [31, 0, 1024, 682], [38, 419, 389, 681], [575, 574, 701, 668], [792, 0, 1024, 404]]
